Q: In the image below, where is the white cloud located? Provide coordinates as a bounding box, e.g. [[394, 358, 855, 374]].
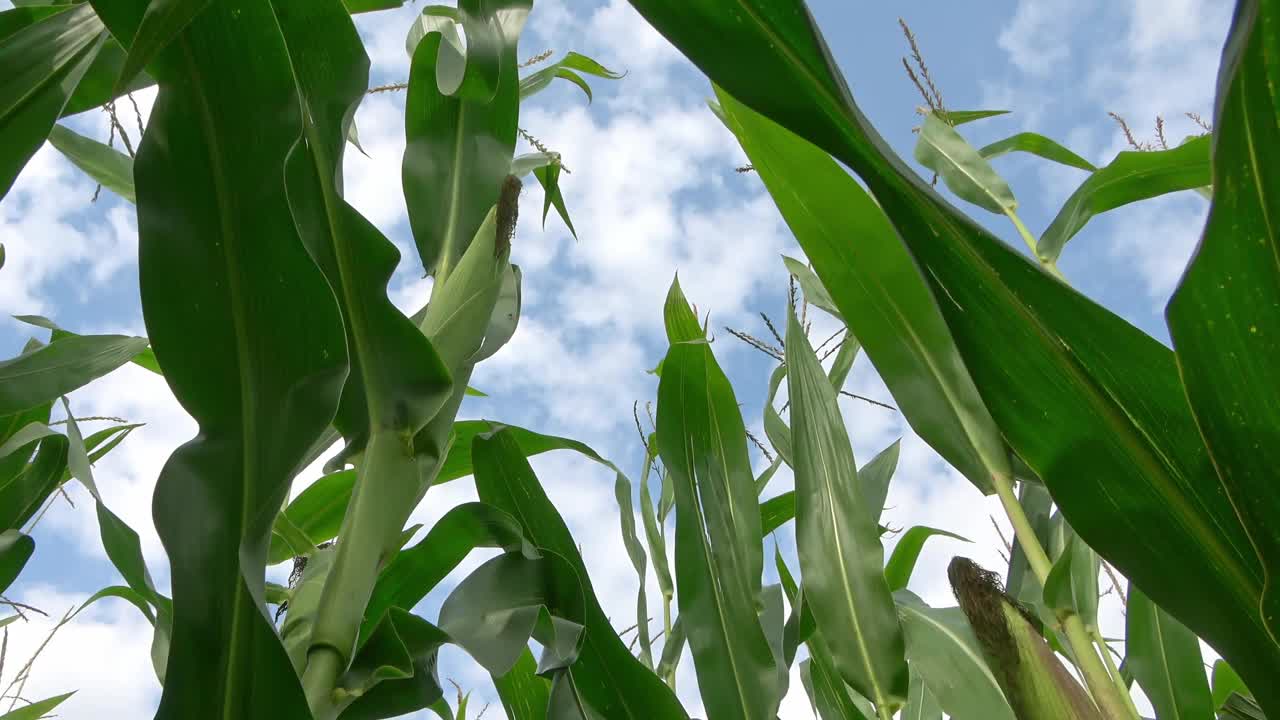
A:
[[0, 585, 159, 720]]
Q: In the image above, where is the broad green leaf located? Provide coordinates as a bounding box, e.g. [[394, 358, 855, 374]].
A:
[[785, 309, 908, 709], [893, 591, 1015, 720], [1164, 0, 1280, 660], [269, 420, 632, 564], [884, 526, 970, 592], [1039, 135, 1211, 262], [271, 1, 454, 680], [0, 4, 107, 199], [779, 555, 866, 720], [0, 529, 33, 594], [978, 133, 1096, 172], [1219, 694, 1267, 720], [782, 256, 841, 318], [636, 3, 1279, 704], [87, 1, 351, 717], [0, 434, 68, 531], [116, 0, 211, 93], [403, 1, 526, 277], [533, 161, 577, 238], [656, 279, 783, 720], [519, 51, 623, 102], [1127, 585, 1213, 720], [0, 693, 75, 720], [340, 608, 450, 720], [472, 429, 689, 719], [0, 334, 149, 415], [902, 674, 942, 720], [493, 649, 551, 720], [716, 91, 1008, 497], [47, 123, 135, 202], [0, 421, 58, 460], [358, 502, 533, 645], [439, 551, 586, 675], [1211, 661, 1251, 709], [914, 112, 1017, 215]]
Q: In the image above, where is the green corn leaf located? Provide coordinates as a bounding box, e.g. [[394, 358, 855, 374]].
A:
[[0, 334, 149, 415], [439, 550, 586, 675], [12, 316, 160, 375], [343, 0, 405, 12], [493, 649, 551, 720], [1219, 694, 1267, 720], [893, 591, 1015, 720], [358, 502, 533, 645], [269, 420, 633, 564], [0, 422, 58, 460], [0, 3, 107, 200], [533, 161, 577, 238], [947, 109, 1011, 125], [631, 2, 1280, 704], [782, 256, 841, 319], [47, 123, 135, 202], [339, 608, 451, 720], [472, 264, 522, 363], [857, 439, 900, 524], [1212, 660, 1252, 709], [0, 529, 33, 594], [64, 405, 173, 645], [473, 428, 689, 719], [115, 0, 211, 92], [978, 133, 1096, 172], [914, 112, 1017, 215], [0, 403, 51, 489], [785, 308, 908, 709], [638, 441, 674, 612], [403, 1, 526, 277], [404, 5, 461, 58], [1044, 515, 1100, 631], [716, 90, 1008, 497], [1127, 586, 1214, 720], [519, 51, 624, 102], [613, 468, 653, 667], [902, 673, 942, 720], [271, 1, 457, 683], [656, 278, 784, 720], [763, 364, 793, 466], [1039, 135, 1211, 262], [884, 526, 971, 592], [0, 434, 68, 531], [0, 693, 75, 720], [778, 555, 868, 720], [1005, 482, 1053, 607], [86, 1, 351, 717], [1164, 0, 1280, 663]]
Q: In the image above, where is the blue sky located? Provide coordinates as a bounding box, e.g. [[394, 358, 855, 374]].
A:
[[0, 0, 1230, 717]]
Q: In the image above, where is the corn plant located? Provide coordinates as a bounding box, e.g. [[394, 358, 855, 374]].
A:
[[620, 0, 1279, 717], [0, 1, 627, 718], [1, 0, 1276, 719]]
